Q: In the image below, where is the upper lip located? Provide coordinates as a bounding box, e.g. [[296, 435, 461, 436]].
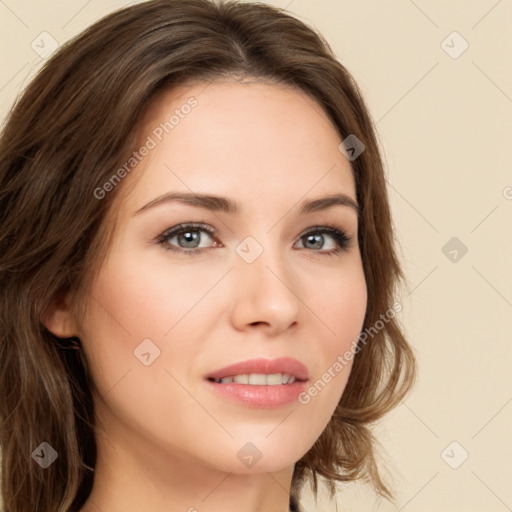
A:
[[206, 357, 309, 381]]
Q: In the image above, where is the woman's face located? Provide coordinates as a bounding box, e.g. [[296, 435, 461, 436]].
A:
[[75, 80, 367, 475]]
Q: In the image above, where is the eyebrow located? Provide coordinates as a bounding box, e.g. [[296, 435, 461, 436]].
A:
[[133, 191, 359, 216]]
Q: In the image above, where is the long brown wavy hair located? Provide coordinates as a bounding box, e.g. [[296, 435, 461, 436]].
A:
[[0, 1, 416, 510]]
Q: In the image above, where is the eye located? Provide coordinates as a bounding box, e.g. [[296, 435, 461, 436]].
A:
[[156, 223, 352, 257], [295, 226, 351, 256], [157, 223, 220, 255]]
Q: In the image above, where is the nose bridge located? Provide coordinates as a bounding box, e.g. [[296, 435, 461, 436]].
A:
[[230, 233, 301, 333]]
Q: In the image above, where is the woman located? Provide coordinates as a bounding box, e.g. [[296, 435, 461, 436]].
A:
[[0, 1, 416, 511]]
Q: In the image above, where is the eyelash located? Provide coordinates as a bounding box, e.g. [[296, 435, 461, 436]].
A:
[[156, 222, 352, 257]]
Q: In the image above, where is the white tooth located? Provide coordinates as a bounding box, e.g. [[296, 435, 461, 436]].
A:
[[220, 373, 297, 385], [266, 373, 284, 385], [248, 373, 267, 385]]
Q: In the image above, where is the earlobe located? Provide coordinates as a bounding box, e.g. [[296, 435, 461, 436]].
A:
[[42, 294, 79, 339]]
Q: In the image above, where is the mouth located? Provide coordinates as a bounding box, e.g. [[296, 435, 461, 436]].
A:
[[208, 373, 301, 385], [205, 356, 309, 383], [205, 357, 309, 408]]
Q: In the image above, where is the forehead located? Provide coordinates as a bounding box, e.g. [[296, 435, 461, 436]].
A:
[[119, 79, 356, 214]]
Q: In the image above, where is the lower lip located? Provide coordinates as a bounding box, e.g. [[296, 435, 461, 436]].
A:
[[206, 380, 307, 408]]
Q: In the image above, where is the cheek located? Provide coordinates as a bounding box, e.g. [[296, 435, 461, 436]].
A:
[[76, 254, 216, 442], [298, 258, 367, 413], [77, 251, 229, 392], [83, 250, 224, 339], [310, 257, 367, 352]]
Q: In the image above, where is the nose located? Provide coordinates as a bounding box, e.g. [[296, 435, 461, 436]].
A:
[[229, 244, 301, 336]]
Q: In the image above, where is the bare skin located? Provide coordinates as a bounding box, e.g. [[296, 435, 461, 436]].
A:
[[46, 79, 367, 512]]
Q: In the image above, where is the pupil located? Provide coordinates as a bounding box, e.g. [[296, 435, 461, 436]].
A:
[[180, 231, 200, 248], [306, 234, 323, 250]]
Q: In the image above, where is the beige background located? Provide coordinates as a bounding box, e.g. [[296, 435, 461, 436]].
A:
[[1, 0, 511, 510]]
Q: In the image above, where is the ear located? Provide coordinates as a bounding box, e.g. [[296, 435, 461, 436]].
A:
[[42, 292, 79, 339]]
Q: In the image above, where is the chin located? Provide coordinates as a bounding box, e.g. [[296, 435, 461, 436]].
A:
[[202, 430, 314, 475]]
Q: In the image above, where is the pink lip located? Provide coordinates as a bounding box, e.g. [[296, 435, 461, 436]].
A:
[[205, 357, 309, 409]]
